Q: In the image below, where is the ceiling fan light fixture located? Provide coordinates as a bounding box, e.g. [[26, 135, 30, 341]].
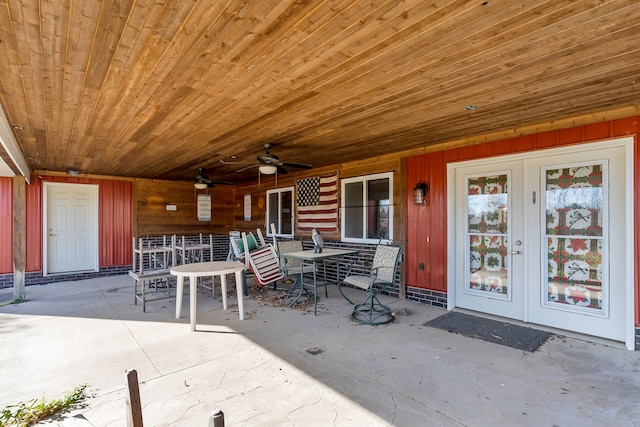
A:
[[194, 182, 208, 190], [259, 165, 277, 175]]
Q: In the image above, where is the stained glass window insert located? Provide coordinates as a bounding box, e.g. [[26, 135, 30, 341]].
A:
[[466, 174, 509, 298], [544, 164, 604, 312]]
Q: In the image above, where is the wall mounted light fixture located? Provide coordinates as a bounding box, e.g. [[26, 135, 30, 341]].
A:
[[413, 182, 427, 205]]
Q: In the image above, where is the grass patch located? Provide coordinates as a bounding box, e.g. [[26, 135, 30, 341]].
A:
[[0, 298, 25, 307], [1, 384, 88, 426]]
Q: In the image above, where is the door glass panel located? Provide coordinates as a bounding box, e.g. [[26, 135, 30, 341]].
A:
[[344, 182, 364, 238], [466, 174, 510, 299], [544, 164, 605, 314]]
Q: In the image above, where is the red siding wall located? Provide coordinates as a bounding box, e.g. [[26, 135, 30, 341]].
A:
[[25, 177, 41, 272], [405, 116, 640, 321], [405, 151, 448, 292], [0, 179, 12, 273], [0, 174, 133, 274]]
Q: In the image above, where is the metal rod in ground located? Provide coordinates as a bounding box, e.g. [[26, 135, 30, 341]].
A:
[[208, 409, 224, 427]]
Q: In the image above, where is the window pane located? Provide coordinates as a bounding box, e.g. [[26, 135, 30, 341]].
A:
[[467, 174, 508, 235], [344, 181, 363, 238], [367, 178, 390, 239], [281, 190, 292, 234], [267, 192, 279, 231], [341, 172, 393, 242]]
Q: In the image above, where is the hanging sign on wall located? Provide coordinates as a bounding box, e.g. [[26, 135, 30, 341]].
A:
[[244, 194, 251, 221], [197, 194, 211, 221]]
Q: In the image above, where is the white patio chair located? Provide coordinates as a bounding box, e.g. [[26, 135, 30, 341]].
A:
[[227, 230, 259, 263], [255, 227, 267, 247], [242, 232, 283, 288]]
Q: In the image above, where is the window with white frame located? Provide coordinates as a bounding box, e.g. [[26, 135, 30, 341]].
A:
[[341, 172, 393, 243], [266, 186, 294, 237]]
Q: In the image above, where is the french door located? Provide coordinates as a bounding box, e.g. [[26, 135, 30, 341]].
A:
[[449, 139, 633, 346]]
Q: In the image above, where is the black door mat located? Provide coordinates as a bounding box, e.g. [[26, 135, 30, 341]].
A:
[[424, 312, 551, 352]]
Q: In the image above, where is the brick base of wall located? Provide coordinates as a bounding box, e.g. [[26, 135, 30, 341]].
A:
[[406, 286, 447, 308], [0, 265, 132, 289]]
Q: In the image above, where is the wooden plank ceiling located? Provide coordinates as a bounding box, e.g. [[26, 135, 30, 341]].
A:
[[0, 0, 638, 183]]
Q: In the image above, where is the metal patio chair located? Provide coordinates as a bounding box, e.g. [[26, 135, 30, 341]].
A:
[[339, 240, 405, 325], [269, 223, 320, 294]]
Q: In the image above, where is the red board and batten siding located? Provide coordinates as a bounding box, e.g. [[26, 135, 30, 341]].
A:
[[0, 175, 133, 274], [0, 179, 12, 273], [405, 115, 640, 324]]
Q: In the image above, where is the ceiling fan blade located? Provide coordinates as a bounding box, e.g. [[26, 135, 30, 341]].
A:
[[257, 155, 279, 164], [235, 164, 260, 173], [276, 165, 290, 174], [210, 180, 233, 185], [281, 161, 312, 170]]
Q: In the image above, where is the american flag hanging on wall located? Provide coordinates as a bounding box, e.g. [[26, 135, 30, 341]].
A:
[[296, 172, 339, 233]]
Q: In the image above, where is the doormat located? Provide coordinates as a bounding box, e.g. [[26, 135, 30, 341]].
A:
[[424, 312, 551, 352]]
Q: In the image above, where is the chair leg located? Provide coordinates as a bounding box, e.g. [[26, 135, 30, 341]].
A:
[[242, 270, 248, 297], [338, 282, 354, 304], [352, 292, 394, 325], [141, 279, 146, 313]]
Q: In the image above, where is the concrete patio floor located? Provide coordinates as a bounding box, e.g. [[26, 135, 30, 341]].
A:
[[1, 274, 639, 426]]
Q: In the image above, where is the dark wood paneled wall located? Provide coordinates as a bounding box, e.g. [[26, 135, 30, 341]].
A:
[[231, 156, 405, 243], [405, 116, 640, 322], [134, 179, 234, 236]]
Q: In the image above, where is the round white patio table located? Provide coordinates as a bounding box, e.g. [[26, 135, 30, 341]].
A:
[[171, 261, 245, 331]]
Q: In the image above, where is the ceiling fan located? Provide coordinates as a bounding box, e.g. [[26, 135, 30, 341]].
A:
[[193, 168, 232, 189], [236, 144, 312, 175]]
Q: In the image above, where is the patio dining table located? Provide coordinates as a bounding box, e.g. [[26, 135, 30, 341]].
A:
[[281, 248, 358, 315], [171, 261, 245, 331]]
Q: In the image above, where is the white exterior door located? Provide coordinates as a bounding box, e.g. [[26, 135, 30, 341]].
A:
[[449, 138, 634, 348], [44, 183, 99, 275], [452, 160, 526, 320]]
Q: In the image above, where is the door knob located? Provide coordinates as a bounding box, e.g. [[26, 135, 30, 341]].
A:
[[509, 250, 522, 255]]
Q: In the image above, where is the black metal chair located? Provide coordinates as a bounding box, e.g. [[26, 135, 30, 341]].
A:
[[340, 240, 404, 325]]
